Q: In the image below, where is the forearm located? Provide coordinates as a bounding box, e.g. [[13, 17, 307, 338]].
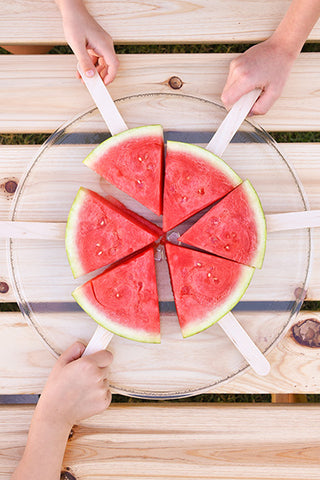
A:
[[11, 406, 71, 480], [272, 0, 320, 56], [55, 0, 89, 18]]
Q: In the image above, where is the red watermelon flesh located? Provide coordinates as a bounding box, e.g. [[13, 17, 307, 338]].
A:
[[105, 195, 163, 237], [72, 247, 161, 343], [165, 243, 254, 338], [162, 141, 242, 232], [65, 188, 161, 278], [179, 180, 266, 268], [83, 125, 164, 216]]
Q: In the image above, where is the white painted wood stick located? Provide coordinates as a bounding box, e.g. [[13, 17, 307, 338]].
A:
[[76, 64, 130, 354], [218, 313, 270, 376], [2, 210, 320, 241], [77, 63, 128, 136], [0, 221, 66, 239], [82, 325, 114, 356], [206, 89, 261, 157], [266, 210, 320, 233], [206, 88, 270, 376]]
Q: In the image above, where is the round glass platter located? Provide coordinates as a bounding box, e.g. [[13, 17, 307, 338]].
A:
[[8, 93, 311, 399]]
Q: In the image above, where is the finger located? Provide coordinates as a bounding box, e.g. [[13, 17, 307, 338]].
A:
[[59, 341, 86, 365], [86, 349, 113, 368], [221, 77, 257, 111], [250, 87, 278, 116], [105, 389, 112, 408], [103, 58, 119, 85], [74, 44, 96, 78]]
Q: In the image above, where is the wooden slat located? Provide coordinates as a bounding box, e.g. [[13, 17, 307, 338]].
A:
[[1, 0, 320, 45], [1, 53, 320, 132], [0, 310, 320, 395], [1, 402, 320, 480]]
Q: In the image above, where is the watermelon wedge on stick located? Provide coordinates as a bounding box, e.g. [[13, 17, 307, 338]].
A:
[[162, 141, 242, 231], [65, 187, 161, 278], [73, 247, 161, 343], [84, 125, 164, 216], [179, 180, 266, 268], [165, 243, 254, 337]]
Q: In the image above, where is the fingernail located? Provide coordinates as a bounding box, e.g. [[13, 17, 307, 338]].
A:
[[86, 69, 94, 78]]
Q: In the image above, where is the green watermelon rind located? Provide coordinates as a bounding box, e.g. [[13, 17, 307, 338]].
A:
[[167, 140, 242, 186], [83, 124, 163, 168], [181, 263, 255, 338], [240, 180, 267, 269], [72, 284, 161, 344], [65, 187, 89, 278]]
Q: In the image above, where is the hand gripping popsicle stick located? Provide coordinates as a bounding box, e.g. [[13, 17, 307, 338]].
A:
[[2, 209, 320, 240], [206, 88, 270, 376]]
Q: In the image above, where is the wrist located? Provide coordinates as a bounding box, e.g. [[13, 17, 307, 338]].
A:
[[35, 398, 74, 433]]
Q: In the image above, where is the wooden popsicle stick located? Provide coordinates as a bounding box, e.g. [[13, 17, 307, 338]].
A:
[[2, 210, 320, 241], [218, 313, 270, 376], [82, 325, 114, 356], [205, 89, 270, 376], [77, 63, 128, 136], [76, 65, 130, 355], [266, 210, 320, 233], [0, 221, 66, 240], [206, 88, 261, 157]]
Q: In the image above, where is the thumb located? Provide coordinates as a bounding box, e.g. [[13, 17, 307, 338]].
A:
[[59, 341, 86, 365], [75, 45, 96, 78]]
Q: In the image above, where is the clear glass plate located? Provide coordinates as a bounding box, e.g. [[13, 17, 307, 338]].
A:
[[8, 93, 311, 399]]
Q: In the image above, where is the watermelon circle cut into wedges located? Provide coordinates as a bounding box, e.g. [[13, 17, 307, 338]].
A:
[[67, 126, 267, 343]]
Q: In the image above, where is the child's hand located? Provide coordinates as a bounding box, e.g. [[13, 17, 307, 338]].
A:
[[37, 341, 113, 428], [62, 7, 119, 84], [221, 36, 296, 116]]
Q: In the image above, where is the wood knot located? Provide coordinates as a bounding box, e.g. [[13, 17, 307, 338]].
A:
[[61, 470, 76, 480], [168, 76, 183, 89], [0, 282, 9, 294], [292, 318, 320, 347], [5, 180, 17, 194]]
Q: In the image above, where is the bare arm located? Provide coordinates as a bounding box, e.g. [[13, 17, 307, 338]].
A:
[[221, 0, 320, 115], [11, 342, 112, 480]]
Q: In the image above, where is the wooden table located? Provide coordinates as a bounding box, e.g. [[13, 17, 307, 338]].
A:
[[1, 1, 320, 479]]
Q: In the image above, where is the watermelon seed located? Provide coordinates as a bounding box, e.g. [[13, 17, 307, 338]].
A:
[[198, 188, 205, 195], [100, 220, 105, 226], [207, 273, 211, 278], [182, 196, 188, 202], [196, 262, 202, 267], [225, 245, 230, 250], [116, 293, 120, 298], [138, 156, 143, 162], [96, 243, 100, 247], [211, 217, 219, 225], [97, 251, 103, 256]]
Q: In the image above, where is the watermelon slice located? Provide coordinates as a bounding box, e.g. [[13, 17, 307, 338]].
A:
[[83, 125, 164, 215], [73, 247, 161, 343], [165, 243, 254, 338], [162, 141, 242, 231], [179, 180, 266, 268], [65, 188, 161, 278]]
